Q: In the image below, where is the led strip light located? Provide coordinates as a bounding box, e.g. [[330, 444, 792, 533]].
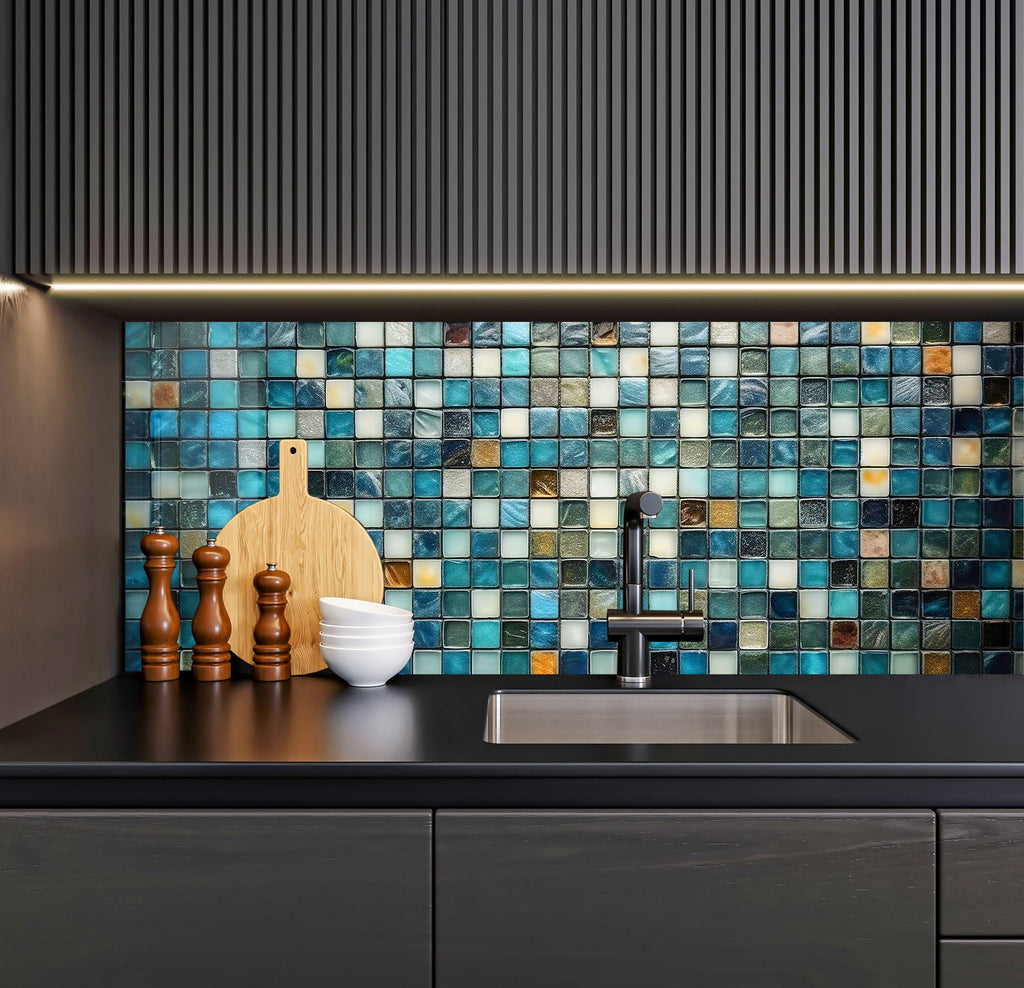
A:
[[47, 277, 1024, 294]]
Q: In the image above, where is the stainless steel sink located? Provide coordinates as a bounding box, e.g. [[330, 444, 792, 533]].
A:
[[484, 690, 854, 744]]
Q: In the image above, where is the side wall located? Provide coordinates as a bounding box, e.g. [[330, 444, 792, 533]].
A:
[[0, 286, 121, 727]]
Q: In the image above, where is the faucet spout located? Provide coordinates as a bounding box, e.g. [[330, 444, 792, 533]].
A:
[[610, 491, 705, 687], [622, 490, 663, 615]]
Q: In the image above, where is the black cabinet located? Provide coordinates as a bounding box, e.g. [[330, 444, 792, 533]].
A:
[[6, 0, 1020, 277], [941, 941, 1024, 988], [940, 811, 1024, 936], [0, 810, 432, 987], [435, 810, 936, 988]]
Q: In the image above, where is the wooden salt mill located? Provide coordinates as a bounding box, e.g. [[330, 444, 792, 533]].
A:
[[140, 527, 181, 681], [191, 539, 232, 681], [252, 563, 292, 681]]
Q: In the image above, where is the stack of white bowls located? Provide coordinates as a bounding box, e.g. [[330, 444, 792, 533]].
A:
[[319, 597, 415, 687]]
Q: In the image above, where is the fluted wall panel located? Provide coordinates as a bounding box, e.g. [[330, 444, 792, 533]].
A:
[[10, 0, 1024, 276]]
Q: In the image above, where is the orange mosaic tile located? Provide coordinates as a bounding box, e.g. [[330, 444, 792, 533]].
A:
[[530, 651, 558, 674], [708, 500, 738, 528], [922, 345, 952, 374]]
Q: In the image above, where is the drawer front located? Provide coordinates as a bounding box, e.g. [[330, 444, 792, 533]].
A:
[[940, 812, 1024, 936], [941, 941, 1024, 987]]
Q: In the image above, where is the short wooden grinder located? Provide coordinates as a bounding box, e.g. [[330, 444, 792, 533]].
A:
[[252, 563, 292, 681]]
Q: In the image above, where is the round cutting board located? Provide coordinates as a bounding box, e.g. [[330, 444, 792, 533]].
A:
[[217, 439, 385, 675]]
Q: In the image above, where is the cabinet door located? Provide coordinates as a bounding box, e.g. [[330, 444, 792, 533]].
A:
[[939, 811, 1024, 935], [941, 941, 1024, 987], [0, 811, 431, 988], [437, 810, 934, 988]]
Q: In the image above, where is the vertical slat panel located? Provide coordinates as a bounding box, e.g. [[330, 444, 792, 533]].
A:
[[922, 0, 935, 272], [398, 0, 412, 274], [8, 0, 1024, 276], [86, 0, 101, 272], [428, 0, 442, 274], [236, 0, 249, 273], [0, 0, 12, 275], [162, 0, 176, 274], [847, 0, 860, 273], [593, 0, 606, 273], [56, 0, 70, 273], [222, 1, 236, 273], [295, 0, 309, 273], [176, 0, 190, 272]]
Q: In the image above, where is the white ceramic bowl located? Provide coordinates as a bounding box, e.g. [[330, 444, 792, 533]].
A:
[[319, 640, 413, 688], [321, 622, 413, 634], [320, 597, 413, 627], [320, 630, 414, 648]]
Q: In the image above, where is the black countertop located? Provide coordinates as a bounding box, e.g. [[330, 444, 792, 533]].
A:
[[1, 673, 1023, 808]]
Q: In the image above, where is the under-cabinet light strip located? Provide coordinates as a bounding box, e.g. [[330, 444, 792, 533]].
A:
[[47, 278, 1024, 294]]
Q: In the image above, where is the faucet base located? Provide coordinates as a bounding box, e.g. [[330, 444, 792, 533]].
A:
[[618, 674, 651, 689]]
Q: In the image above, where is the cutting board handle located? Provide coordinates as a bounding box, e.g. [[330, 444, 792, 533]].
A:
[[277, 439, 308, 500]]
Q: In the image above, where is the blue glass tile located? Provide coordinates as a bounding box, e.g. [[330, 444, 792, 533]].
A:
[[800, 651, 828, 674], [208, 441, 236, 468], [210, 381, 239, 408], [620, 377, 649, 406], [861, 379, 890, 405], [499, 379, 528, 407], [326, 348, 354, 377], [799, 321, 829, 344], [891, 407, 921, 435], [739, 560, 767, 586], [770, 347, 799, 375], [149, 410, 178, 439], [239, 321, 267, 347], [984, 345, 1012, 374], [500, 348, 530, 377], [179, 350, 209, 378], [830, 499, 858, 528], [209, 322, 236, 347], [384, 347, 413, 376], [799, 469, 829, 496], [679, 321, 709, 343], [954, 321, 982, 342], [769, 653, 798, 674], [354, 349, 384, 377], [890, 470, 920, 496], [267, 349, 297, 378], [739, 378, 768, 406], [984, 469, 1012, 496], [558, 440, 588, 467], [830, 439, 859, 466], [861, 653, 889, 675], [831, 531, 860, 557], [891, 346, 922, 374], [650, 347, 680, 376], [267, 322, 296, 347], [708, 378, 737, 407], [983, 406, 1012, 434]]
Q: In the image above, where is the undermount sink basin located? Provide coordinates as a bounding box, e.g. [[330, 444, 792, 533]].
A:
[[484, 690, 854, 744]]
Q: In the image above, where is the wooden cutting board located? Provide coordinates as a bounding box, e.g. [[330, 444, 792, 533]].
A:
[[216, 439, 385, 675]]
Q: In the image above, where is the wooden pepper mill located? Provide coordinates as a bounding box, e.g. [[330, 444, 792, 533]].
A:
[[252, 563, 292, 681], [140, 527, 181, 682], [191, 539, 232, 682]]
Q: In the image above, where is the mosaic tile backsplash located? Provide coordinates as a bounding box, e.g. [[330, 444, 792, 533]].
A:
[[124, 320, 1024, 676]]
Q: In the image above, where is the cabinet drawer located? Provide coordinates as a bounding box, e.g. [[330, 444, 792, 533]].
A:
[[0, 811, 432, 987], [437, 810, 935, 988], [940, 812, 1024, 936], [941, 941, 1024, 987]]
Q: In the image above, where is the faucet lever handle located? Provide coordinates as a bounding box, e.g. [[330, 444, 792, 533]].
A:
[[686, 569, 695, 612]]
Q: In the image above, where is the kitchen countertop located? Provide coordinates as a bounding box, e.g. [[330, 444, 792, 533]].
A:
[[1, 673, 1024, 808]]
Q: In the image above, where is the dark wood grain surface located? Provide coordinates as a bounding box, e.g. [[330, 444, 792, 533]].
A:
[[0, 810, 431, 987], [437, 810, 935, 988], [941, 940, 1024, 987], [940, 811, 1024, 936]]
